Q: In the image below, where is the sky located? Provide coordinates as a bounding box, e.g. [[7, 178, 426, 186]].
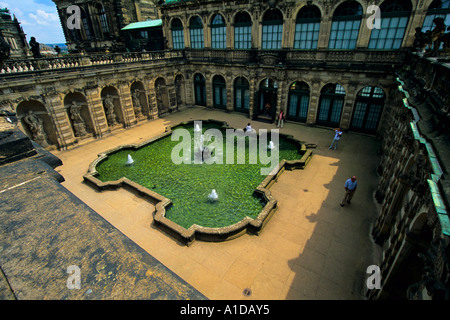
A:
[[0, 0, 66, 44]]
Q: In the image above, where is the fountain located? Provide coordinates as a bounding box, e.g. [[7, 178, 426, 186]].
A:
[[194, 134, 213, 163], [194, 123, 201, 132], [90, 120, 308, 242], [126, 154, 134, 165], [208, 189, 218, 202], [268, 141, 275, 150]]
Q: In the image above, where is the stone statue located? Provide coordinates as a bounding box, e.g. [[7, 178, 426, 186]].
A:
[[103, 94, 118, 126], [23, 110, 48, 147], [427, 17, 447, 56], [29, 36, 42, 59], [132, 90, 143, 118], [412, 27, 429, 54], [69, 101, 87, 137], [442, 27, 450, 54], [0, 34, 10, 68]]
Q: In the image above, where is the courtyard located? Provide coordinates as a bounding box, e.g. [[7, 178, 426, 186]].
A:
[[52, 107, 381, 300]]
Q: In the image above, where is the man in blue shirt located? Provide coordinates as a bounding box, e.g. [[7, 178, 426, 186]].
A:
[[340, 176, 357, 207], [329, 128, 342, 150]]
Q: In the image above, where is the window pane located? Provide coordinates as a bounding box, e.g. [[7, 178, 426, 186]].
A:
[[299, 95, 309, 118], [318, 98, 331, 121], [288, 94, 298, 117]]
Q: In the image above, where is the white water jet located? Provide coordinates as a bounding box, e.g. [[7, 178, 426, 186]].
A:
[[268, 141, 275, 150], [208, 189, 218, 202], [194, 123, 201, 132], [126, 154, 134, 165]]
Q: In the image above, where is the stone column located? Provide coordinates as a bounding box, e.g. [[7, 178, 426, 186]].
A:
[[117, 81, 136, 128], [43, 93, 75, 150], [141, 86, 151, 119], [84, 86, 109, 138], [275, 80, 284, 124], [147, 78, 159, 119], [166, 77, 178, 112], [205, 73, 213, 108], [340, 82, 357, 129], [307, 80, 321, 125], [226, 72, 233, 112], [248, 77, 256, 119]]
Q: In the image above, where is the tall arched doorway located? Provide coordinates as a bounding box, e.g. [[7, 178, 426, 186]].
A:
[[350, 86, 385, 134], [255, 78, 278, 122], [316, 83, 345, 127], [286, 81, 310, 123]]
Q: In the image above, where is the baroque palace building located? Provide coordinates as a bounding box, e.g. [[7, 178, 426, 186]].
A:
[[0, 0, 449, 299]]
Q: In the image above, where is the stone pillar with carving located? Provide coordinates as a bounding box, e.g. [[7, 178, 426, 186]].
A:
[[307, 80, 321, 125], [276, 79, 286, 122], [43, 93, 75, 150], [147, 78, 159, 119], [225, 72, 233, 113], [205, 73, 213, 109], [340, 82, 357, 129], [84, 85, 109, 138], [248, 77, 256, 119], [184, 71, 195, 107], [166, 77, 178, 113], [117, 81, 136, 128], [141, 84, 151, 119]]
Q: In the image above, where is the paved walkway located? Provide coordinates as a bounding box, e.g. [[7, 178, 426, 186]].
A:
[[52, 107, 381, 300]]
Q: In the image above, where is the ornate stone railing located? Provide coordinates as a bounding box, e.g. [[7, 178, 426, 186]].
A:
[[184, 48, 407, 68], [0, 50, 185, 75], [0, 48, 407, 75]]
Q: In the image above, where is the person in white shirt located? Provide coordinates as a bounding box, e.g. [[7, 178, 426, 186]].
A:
[[245, 123, 252, 132], [329, 128, 342, 150]]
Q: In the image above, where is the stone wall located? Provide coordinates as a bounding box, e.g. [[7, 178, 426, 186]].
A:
[[369, 54, 449, 300]]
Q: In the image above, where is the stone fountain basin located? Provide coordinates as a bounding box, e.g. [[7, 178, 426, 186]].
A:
[[83, 119, 312, 246]]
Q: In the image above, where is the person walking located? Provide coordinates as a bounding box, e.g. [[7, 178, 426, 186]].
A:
[[329, 127, 342, 150], [340, 176, 357, 207], [277, 110, 285, 128]]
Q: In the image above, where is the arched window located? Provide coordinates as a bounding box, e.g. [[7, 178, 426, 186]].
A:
[[171, 18, 185, 49], [261, 9, 283, 50], [234, 77, 250, 113], [368, 0, 412, 49], [294, 5, 321, 49], [328, 1, 362, 49], [422, 0, 450, 33], [213, 75, 227, 109], [211, 14, 226, 49], [317, 84, 346, 127], [287, 81, 310, 122], [350, 86, 385, 133], [194, 73, 206, 106], [234, 12, 252, 49], [189, 16, 204, 49], [95, 3, 109, 35]]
